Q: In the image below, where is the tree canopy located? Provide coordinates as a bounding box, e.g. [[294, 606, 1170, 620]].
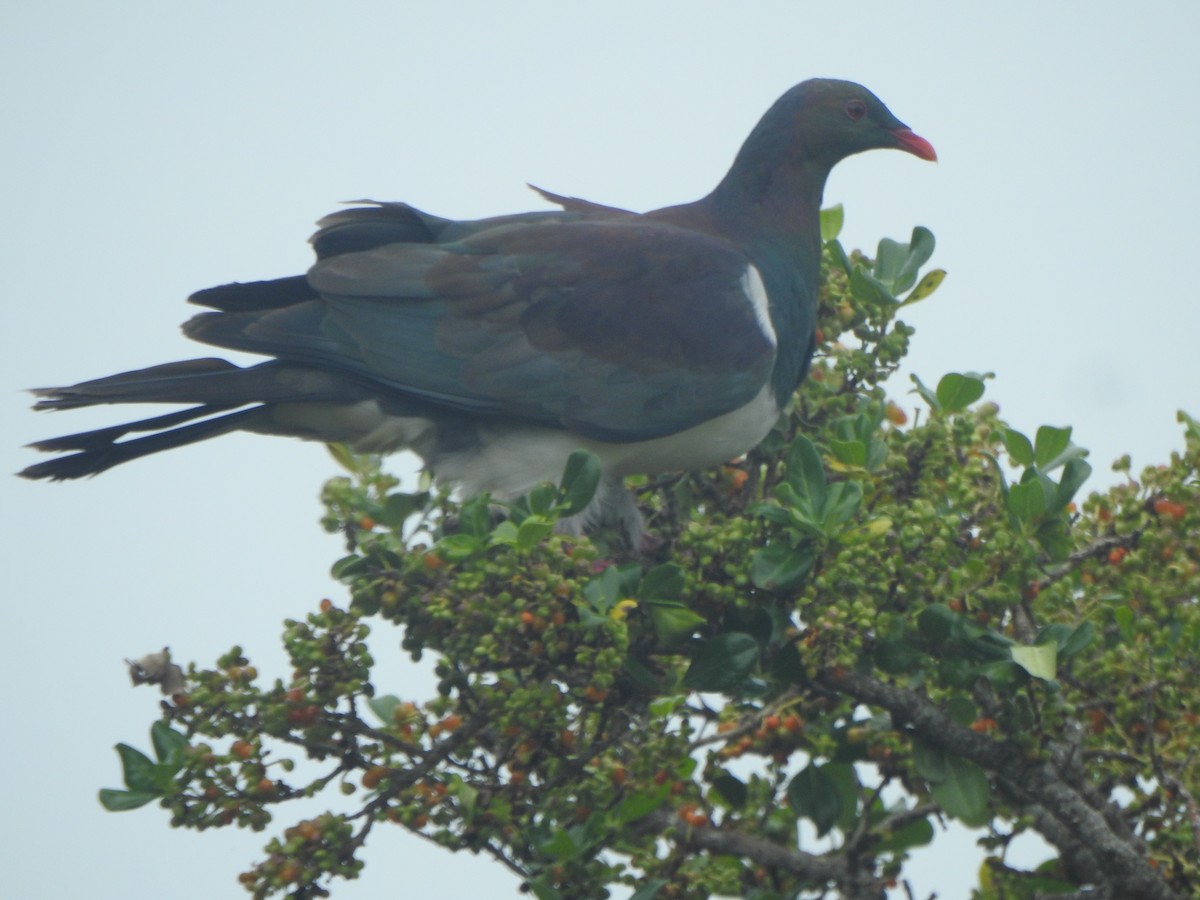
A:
[[104, 209, 1200, 900]]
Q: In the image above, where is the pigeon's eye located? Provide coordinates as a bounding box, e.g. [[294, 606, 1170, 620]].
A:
[[844, 99, 868, 121]]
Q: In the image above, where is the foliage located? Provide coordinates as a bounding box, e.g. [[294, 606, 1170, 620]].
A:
[[102, 208, 1200, 900]]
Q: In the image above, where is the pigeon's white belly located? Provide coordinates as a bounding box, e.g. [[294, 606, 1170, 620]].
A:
[[430, 384, 781, 499]]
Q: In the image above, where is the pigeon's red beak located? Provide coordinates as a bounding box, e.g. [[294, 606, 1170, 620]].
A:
[[891, 127, 937, 162]]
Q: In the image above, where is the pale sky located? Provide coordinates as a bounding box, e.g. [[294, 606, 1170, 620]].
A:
[[3, 3, 1197, 898]]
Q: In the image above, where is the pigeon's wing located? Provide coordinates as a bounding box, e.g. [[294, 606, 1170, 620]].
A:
[[186, 214, 778, 443]]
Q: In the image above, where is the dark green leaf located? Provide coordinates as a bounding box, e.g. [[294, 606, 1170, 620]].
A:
[[537, 829, 580, 862], [683, 633, 759, 692], [1052, 458, 1092, 513], [379, 491, 426, 529], [935, 373, 985, 412], [917, 604, 956, 643], [116, 743, 158, 793], [1060, 621, 1095, 660], [751, 542, 817, 591], [1033, 426, 1072, 468], [583, 564, 641, 614], [874, 638, 923, 674], [614, 786, 670, 824], [330, 554, 371, 580], [911, 741, 949, 782], [1007, 479, 1047, 524], [558, 450, 601, 516], [457, 495, 492, 538], [930, 756, 990, 826], [881, 815, 936, 854], [910, 374, 940, 411], [850, 266, 896, 307], [711, 772, 748, 809], [639, 564, 684, 602], [788, 763, 842, 836], [150, 722, 187, 764], [823, 762, 861, 830], [1002, 429, 1035, 467], [629, 879, 668, 900], [99, 788, 161, 811], [946, 696, 978, 727], [527, 482, 559, 516], [820, 481, 863, 528]]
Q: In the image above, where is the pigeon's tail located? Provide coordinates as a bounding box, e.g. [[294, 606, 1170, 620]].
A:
[[20, 358, 371, 480]]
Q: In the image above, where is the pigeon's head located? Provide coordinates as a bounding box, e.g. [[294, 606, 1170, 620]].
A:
[[780, 78, 936, 164], [737, 78, 936, 178]]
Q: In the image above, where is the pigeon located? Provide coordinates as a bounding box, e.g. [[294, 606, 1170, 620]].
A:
[[21, 78, 935, 546]]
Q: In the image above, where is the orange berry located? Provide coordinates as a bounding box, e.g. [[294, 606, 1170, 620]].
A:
[[583, 686, 608, 703], [884, 402, 908, 426], [362, 766, 390, 789], [319, 598, 333, 613], [970, 717, 998, 734], [764, 714, 781, 731], [423, 552, 444, 569], [231, 740, 253, 760], [1107, 547, 1128, 565], [285, 688, 305, 703], [256, 778, 275, 794], [782, 714, 803, 733], [358, 516, 376, 530], [610, 766, 628, 785], [441, 714, 462, 732]]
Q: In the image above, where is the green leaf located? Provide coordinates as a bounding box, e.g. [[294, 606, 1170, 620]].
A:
[[910, 373, 940, 411], [99, 788, 161, 812], [629, 879, 668, 900], [116, 743, 158, 793], [850, 265, 896, 307], [583, 563, 641, 614], [527, 481, 559, 516], [558, 450, 601, 516], [936, 373, 985, 412], [785, 436, 827, 514], [823, 762, 862, 830], [683, 633, 758, 692], [819, 204, 844, 242], [648, 603, 706, 644], [829, 438, 867, 468], [614, 786, 669, 824], [788, 763, 842, 836], [437, 532, 484, 561], [1113, 606, 1135, 641], [150, 722, 187, 764], [820, 481, 863, 529], [930, 756, 990, 826], [838, 516, 893, 545], [751, 542, 817, 591], [457, 495, 493, 538], [379, 491, 426, 529], [367, 695, 401, 724], [1002, 429, 1035, 468], [874, 638, 922, 674], [516, 517, 554, 551], [639, 564, 684, 602], [1033, 426, 1072, 468], [901, 268, 946, 305], [1010, 643, 1057, 681], [1007, 479, 1047, 525], [537, 828, 580, 862], [1052, 458, 1092, 513]]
